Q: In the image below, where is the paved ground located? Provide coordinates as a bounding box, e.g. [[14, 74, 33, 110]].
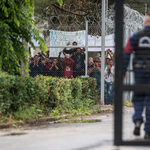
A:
[[0, 106, 150, 150]]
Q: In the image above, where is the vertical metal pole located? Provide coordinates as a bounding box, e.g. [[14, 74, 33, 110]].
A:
[[145, 2, 147, 16], [114, 0, 124, 146], [85, 21, 88, 76], [105, 0, 108, 35], [101, 0, 105, 105]]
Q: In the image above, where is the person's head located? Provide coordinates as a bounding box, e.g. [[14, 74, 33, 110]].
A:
[[53, 58, 58, 64], [106, 58, 110, 64], [109, 59, 113, 66], [45, 57, 50, 63], [76, 48, 81, 55], [88, 57, 93, 63], [72, 41, 77, 46], [107, 64, 111, 69], [66, 59, 71, 65], [94, 57, 99, 67], [144, 12, 150, 26], [34, 55, 38, 62], [49, 57, 53, 62], [94, 60, 99, 67], [81, 48, 85, 53], [94, 56, 99, 62]]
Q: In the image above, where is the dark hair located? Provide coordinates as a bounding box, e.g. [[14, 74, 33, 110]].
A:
[[106, 58, 110, 60], [94, 60, 99, 63], [94, 56, 99, 60], [109, 59, 113, 61], [72, 41, 77, 45], [77, 47, 81, 50], [34, 55, 38, 58]]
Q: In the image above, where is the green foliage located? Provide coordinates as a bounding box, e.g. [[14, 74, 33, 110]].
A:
[[51, 109, 59, 121], [0, 72, 98, 121], [14, 105, 43, 121], [0, 0, 47, 74]]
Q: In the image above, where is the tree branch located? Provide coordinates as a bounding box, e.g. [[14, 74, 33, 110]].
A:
[[51, 4, 90, 16]]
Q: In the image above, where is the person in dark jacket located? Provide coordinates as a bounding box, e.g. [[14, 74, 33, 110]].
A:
[[29, 55, 43, 77], [43, 57, 52, 76], [123, 12, 150, 139], [49, 58, 60, 77], [57, 51, 64, 77], [73, 48, 85, 77], [63, 41, 78, 56]]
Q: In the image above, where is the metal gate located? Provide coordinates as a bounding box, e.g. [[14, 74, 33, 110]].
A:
[[114, 0, 150, 146]]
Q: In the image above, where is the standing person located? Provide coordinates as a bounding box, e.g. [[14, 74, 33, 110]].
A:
[[123, 12, 150, 139], [88, 57, 101, 95], [43, 57, 51, 76], [57, 51, 64, 77], [38, 52, 46, 61], [88, 57, 94, 69], [29, 55, 43, 77], [73, 48, 85, 77], [49, 58, 59, 77], [62, 52, 75, 79], [104, 61, 115, 105], [63, 41, 78, 56]]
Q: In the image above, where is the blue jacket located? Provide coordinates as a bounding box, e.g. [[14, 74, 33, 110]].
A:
[[123, 26, 150, 72], [29, 62, 43, 77]]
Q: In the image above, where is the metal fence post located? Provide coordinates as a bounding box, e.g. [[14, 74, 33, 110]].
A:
[[85, 21, 88, 76], [101, 0, 105, 105], [105, 0, 108, 35], [114, 0, 124, 145]]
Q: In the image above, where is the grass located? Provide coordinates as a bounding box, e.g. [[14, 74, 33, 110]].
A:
[[0, 105, 103, 128]]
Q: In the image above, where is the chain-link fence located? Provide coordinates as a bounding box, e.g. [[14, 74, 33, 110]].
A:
[[29, 1, 144, 106]]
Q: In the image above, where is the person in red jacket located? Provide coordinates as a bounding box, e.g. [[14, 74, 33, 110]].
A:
[[62, 52, 75, 79]]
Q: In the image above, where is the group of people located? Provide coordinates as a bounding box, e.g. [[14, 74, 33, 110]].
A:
[[29, 41, 115, 105], [29, 41, 85, 79], [88, 49, 115, 105]]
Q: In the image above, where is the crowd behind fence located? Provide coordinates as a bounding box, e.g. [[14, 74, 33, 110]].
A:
[[27, 42, 115, 105]]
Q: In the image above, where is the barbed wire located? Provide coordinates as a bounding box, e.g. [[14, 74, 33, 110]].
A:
[[35, 2, 144, 44]]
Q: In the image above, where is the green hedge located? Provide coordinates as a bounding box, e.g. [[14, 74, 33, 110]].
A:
[[0, 72, 98, 116]]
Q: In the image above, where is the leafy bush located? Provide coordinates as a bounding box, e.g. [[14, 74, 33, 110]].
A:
[[0, 72, 98, 119]]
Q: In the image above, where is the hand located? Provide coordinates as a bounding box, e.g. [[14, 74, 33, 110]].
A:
[[59, 51, 61, 56], [69, 54, 73, 58], [67, 42, 70, 46], [111, 51, 114, 55], [35, 61, 38, 66], [54, 62, 57, 66], [63, 51, 65, 55], [107, 65, 111, 70], [34, 60, 36, 66], [52, 63, 54, 67]]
